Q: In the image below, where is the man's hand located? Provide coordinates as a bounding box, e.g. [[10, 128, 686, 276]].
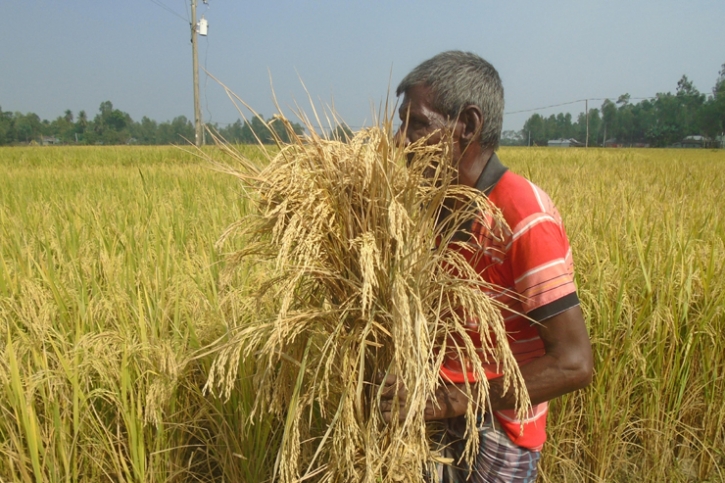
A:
[[379, 374, 475, 423], [380, 306, 592, 423], [379, 374, 409, 423]]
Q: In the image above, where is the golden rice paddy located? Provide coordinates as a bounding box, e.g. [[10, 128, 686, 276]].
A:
[[1, 144, 723, 482]]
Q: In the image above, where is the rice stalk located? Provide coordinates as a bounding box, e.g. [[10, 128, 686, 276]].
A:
[[203, 116, 530, 483]]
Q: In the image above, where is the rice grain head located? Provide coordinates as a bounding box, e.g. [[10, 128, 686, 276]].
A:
[[203, 116, 530, 483]]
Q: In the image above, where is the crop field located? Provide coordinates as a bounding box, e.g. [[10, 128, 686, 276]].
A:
[[1, 145, 724, 482]]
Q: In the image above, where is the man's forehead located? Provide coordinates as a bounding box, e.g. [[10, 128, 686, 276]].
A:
[[398, 84, 434, 114]]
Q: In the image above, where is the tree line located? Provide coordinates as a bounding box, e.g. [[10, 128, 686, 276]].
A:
[[0, 100, 305, 146], [502, 64, 725, 147], [5, 63, 724, 148]]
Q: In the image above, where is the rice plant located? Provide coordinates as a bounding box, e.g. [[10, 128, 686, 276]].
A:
[[203, 119, 529, 483], [505, 148, 725, 482], [0, 144, 723, 482], [0, 146, 274, 482]]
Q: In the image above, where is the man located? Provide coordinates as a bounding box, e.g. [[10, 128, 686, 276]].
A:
[[380, 51, 593, 482]]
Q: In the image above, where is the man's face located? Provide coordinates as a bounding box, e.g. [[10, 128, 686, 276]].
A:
[[396, 84, 465, 168], [396, 84, 449, 149]]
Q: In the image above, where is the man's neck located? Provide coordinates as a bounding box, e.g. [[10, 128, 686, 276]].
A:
[[458, 147, 494, 187]]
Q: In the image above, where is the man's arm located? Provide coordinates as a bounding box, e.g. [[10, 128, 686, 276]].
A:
[[487, 304, 593, 411], [380, 305, 593, 422]]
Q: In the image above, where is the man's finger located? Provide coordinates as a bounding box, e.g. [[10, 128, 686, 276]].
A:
[[380, 374, 408, 398], [379, 405, 408, 424]]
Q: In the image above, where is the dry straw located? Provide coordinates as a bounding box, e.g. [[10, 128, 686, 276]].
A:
[[203, 107, 530, 482]]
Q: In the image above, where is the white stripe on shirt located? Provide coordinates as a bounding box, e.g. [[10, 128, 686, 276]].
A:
[[514, 258, 567, 285], [529, 180, 546, 212], [512, 214, 557, 242]]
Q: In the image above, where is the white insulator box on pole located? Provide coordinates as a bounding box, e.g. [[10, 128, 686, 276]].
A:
[[199, 17, 208, 36]]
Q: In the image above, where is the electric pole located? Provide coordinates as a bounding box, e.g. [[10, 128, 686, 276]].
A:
[[190, 0, 203, 147]]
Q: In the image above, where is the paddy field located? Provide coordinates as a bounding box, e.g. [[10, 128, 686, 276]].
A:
[[1, 145, 723, 482]]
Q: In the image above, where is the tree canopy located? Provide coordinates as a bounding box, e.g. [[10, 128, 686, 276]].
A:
[[0, 101, 305, 146], [517, 66, 725, 147]]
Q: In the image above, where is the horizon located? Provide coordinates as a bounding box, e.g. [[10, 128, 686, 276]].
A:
[[2, 1, 725, 133]]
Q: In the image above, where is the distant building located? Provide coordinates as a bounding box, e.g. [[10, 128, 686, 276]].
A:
[[680, 135, 713, 148], [40, 136, 60, 146], [548, 138, 584, 148]]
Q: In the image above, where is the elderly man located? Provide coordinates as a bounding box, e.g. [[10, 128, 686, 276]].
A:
[[380, 51, 593, 482]]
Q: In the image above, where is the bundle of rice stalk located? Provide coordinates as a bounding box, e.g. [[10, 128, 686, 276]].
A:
[[204, 112, 530, 483]]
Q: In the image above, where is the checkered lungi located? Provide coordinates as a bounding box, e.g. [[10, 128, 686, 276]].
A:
[[430, 414, 541, 483]]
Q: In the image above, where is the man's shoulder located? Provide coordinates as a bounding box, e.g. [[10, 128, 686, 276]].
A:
[[488, 169, 558, 228]]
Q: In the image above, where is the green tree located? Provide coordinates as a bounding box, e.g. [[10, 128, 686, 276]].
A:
[[573, 108, 602, 146], [515, 64, 725, 147], [612, 95, 635, 145], [156, 116, 194, 144], [698, 65, 725, 140], [698, 100, 724, 140], [676, 75, 706, 136], [523, 113, 546, 145], [14, 112, 42, 143], [215, 116, 305, 145], [601, 99, 618, 144], [215, 117, 255, 143], [646, 93, 682, 146], [74, 110, 89, 144], [712, 63, 725, 98], [554, 112, 574, 139], [48, 115, 75, 143], [92, 101, 133, 144], [217, 119, 246, 143], [249, 116, 271, 143], [0, 107, 14, 145], [133, 116, 158, 144]]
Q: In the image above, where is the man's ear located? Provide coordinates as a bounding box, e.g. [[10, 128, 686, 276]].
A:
[[458, 105, 484, 145]]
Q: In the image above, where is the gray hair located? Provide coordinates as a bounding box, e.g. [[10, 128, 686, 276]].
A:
[[396, 51, 504, 150]]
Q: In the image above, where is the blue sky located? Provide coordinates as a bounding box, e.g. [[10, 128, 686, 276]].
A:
[[2, 1, 724, 132]]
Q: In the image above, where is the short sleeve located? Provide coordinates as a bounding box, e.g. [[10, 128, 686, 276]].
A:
[[508, 204, 579, 321]]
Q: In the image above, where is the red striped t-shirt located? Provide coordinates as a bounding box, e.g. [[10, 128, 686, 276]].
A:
[[440, 154, 579, 451]]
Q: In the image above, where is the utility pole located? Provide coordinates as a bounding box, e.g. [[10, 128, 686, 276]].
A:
[[190, 0, 203, 147]]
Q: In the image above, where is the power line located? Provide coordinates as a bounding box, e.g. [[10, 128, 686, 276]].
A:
[[505, 100, 587, 115], [180, 0, 190, 22], [148, 0, 187, 22], [505, 97, 657, 116]]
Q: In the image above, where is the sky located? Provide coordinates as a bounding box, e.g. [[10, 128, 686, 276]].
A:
[[2, 0, 724, 133]]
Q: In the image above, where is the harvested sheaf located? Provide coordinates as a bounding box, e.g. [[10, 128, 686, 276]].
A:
[[204, 116, 530, 483]]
